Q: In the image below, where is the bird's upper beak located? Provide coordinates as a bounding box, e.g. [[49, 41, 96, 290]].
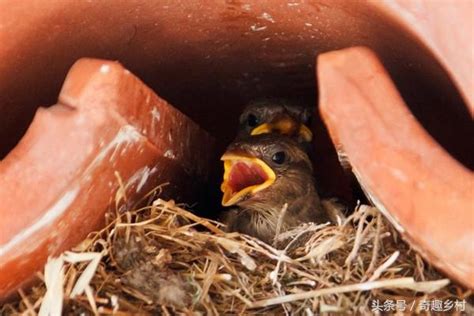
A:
[[250, 116, 313, 142], [220, 151, 276, 206]]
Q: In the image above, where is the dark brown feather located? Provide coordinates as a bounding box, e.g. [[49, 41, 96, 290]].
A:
[[236, 98, 312, 141]]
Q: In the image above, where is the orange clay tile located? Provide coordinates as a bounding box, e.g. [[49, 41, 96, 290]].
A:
[[0, 59, 214, 300], [318, 47, 473, 289]]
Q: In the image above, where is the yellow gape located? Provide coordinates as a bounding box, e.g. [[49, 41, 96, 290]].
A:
[[250, 117, 313, 142], [220, 153, 276, 206]]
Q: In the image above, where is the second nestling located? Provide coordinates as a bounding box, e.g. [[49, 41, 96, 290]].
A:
[[235, 98, 313, 147], [219, 99, 342, 245]]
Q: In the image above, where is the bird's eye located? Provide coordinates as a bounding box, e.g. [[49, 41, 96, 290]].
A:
[[247, 114, 259, 127], [272, 151, 286, 165]]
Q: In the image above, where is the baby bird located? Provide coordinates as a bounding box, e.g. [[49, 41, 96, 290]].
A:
[[236, 99, 313, 144], [220, 134, 331, 244]]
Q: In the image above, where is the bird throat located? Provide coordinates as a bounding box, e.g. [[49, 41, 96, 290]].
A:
[[220, 155, 276, 206], [229, 162, 267, 192]]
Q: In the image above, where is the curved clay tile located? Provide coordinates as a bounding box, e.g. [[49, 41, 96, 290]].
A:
[[318, 47, 473, 289], [0, 59, 214, 299]]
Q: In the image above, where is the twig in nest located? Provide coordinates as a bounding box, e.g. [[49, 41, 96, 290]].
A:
[[273, 203, 288, 247], [248, 278, 450, 308]]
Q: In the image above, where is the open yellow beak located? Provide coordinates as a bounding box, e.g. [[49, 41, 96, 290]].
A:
[[250, 118, 313, 142], [220, 153, 276, 206]]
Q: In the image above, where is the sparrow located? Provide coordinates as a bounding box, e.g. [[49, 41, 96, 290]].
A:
[[236, 99, 354, 205], [220, 134, 331, 244], [236, 99, 313, 144]]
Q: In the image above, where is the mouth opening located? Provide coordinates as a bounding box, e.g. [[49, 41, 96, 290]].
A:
[[228, 161, 268, 193], [221, 155, 276, 206]]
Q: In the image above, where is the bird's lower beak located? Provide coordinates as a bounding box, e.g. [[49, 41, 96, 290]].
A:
[[250, 118, 313, 142], [298, 124, 313, 142], [220, 153, 276, 206]]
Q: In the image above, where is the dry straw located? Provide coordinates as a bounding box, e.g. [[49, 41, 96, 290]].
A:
[[2, 186, 470, 315]]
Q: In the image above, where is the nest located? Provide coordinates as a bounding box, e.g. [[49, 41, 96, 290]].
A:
[[2, 185, 471, 315]]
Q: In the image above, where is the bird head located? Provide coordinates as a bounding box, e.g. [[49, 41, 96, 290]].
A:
[[220, 134, 314, 207], [237, 99, 313, 143]]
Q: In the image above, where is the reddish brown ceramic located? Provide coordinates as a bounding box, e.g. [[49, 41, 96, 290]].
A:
[[370, 0, 473, 112], [1, 1, 471, 194], [0, 59, 214, 299], [318, 46, 474, 289], [0, 0, 472, 299]]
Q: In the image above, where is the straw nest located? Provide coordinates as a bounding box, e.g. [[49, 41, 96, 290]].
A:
[[2, 185, 470, 315]]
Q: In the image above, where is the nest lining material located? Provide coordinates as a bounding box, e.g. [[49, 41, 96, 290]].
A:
[[2, 184, 470, 315]]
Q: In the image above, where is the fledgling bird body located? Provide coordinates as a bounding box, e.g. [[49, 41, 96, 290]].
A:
[[220, 134, 331, 244], [236, 99, 313, 145]]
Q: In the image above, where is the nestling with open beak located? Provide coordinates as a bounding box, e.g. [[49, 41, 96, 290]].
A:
[[236, 99, 314, 144], [220, 134, 331, 244]]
